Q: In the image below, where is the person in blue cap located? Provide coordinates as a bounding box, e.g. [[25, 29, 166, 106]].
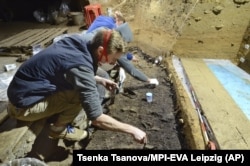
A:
[[82, 11, 159, 102], [53, 11, 159, 104]]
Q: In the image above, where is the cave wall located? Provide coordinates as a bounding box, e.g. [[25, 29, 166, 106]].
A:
[[89, 0, 195, 56], [89, 0, 250, 64], [173, 0, 250, 61]]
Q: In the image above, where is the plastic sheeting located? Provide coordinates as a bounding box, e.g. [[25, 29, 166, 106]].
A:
[[204, 59, 250, 120], [172, 56, 250, 120], [0, 71, 14, 101]]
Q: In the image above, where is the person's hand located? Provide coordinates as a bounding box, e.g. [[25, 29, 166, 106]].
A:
[[132, 128, 147, 144], [148, 78, 159, 86], [102, 78, 118, 91]]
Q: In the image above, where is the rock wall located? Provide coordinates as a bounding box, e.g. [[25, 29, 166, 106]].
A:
[[89, 0, 250, 64], [89, 0, 195, 56]]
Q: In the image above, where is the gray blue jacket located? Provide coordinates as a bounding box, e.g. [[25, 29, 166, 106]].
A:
[[7, 35, 102, 120]]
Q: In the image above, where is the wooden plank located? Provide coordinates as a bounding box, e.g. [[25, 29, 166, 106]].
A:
[[0, 28, 68, 48], [18, 28, 57, 47], [0, 52, 25, 57], [26, 28, 59, 46], [0, 30, 31, 46], [0, 28, 68, 55], [0, 30, 34, 47], [37, 28, 68, 47], [14, 29, 42, 47], [14, 28, 68, 47]]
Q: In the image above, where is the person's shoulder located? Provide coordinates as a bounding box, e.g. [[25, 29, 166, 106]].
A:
[[96, 15, 110, 19], [96, 15, 114, 21], [66, 34, 82, 40]]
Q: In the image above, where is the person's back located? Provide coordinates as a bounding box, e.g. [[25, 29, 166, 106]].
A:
[[87, 15, 116, 33]]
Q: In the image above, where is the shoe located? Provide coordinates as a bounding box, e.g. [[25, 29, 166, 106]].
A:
[[48, 125, 88, 142]]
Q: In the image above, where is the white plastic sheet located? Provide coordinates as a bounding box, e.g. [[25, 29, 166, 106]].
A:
[[0, 72, 14, 101]]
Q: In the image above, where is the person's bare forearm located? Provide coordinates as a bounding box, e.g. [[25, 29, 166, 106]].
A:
[[94, 75, 118, 91], [92, 114, 133, 133], [94, 75, 104, 84]]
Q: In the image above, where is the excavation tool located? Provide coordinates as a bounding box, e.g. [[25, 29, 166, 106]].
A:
[[181, 60, 220, 150]]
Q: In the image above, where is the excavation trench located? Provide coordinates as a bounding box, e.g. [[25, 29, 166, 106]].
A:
[[0, 44, 191, 165]]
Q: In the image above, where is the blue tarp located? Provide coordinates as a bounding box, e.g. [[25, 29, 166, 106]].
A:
[[204, 59, 250, 120]]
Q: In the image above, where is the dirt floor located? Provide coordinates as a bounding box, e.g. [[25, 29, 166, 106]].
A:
[[25, 46, 185, 165], [86, 46, 184, 150], [0, 0, 250, 165]]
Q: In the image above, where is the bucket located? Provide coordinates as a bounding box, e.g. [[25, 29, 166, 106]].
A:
[[84, 4, 102, 27], [70, 12, 83, 25]]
